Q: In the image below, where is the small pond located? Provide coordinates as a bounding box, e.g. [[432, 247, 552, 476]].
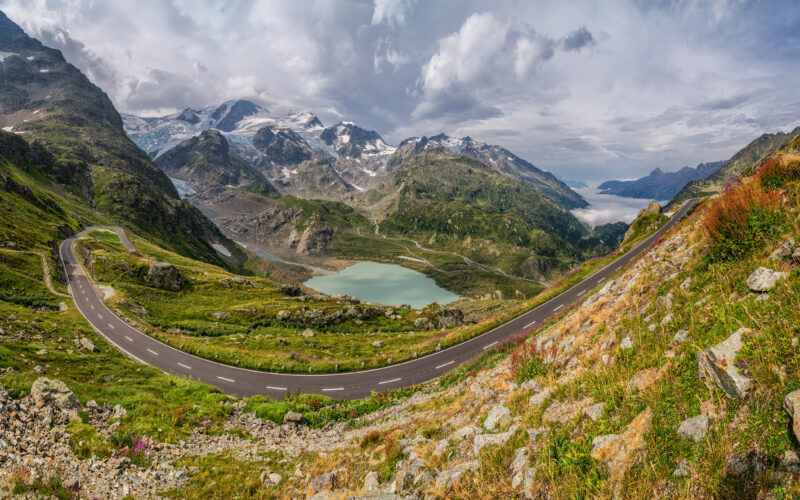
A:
[[303, 261, 460, 309]]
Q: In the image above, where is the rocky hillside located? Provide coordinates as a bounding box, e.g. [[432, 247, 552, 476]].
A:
[[0, 12, 236, 267], [599, 161, 724, 200], [671, 126, 800, 206], [155, 129, 276, 195], [366, 148, 622, 284], [392, 134, 587, 209]]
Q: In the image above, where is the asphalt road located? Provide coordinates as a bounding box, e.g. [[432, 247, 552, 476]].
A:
[[60, 199, 698, 399]]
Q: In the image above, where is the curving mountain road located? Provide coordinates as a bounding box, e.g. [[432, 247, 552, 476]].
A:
[[60, 200, 697, 399]]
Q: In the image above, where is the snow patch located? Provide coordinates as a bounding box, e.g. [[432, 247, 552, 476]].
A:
[[0, 52, 19, 62], [211, 243, 232, 258], [2, 126, 13, 132]]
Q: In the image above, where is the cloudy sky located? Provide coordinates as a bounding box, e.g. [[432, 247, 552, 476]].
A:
[[2, 0, 799, 181]]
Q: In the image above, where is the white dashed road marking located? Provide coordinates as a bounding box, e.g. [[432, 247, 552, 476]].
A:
[[177, 363, 192, 370], [146, 348, 158, 356], [108, 323, 115, 329], [267, 386, 287, 391], [322, 387, 343, 392], [482, 341, 498, 350], [217, 376, 235, 383], [378, 378, 402, 385], [577, 290, 586, 297], [553, 304, 564, 312], [125, 336, 133, 342], [435, 361, 455, 369]]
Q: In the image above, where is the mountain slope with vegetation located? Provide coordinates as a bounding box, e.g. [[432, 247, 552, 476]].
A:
[[4, 129, 800, 499], [671, 126, 800, 206], [0, 11, 235, 266]]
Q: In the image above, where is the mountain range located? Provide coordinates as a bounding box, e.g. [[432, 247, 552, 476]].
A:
[[598, 161, 724, 200]]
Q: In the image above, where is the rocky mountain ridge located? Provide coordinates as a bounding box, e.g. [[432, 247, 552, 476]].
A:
[[598, 161, 724, 200]]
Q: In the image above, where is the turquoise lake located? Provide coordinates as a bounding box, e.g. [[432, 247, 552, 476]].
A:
[[303, 261, 460, 309]]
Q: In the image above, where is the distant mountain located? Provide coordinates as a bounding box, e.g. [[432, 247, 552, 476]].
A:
[[670, 126, 800, 206], [155, 129, 276, 195], [558, 178, 588, 189], [598, 161, 724, 200], [391, 134, 587, 209], [122, 109, 585, 209]]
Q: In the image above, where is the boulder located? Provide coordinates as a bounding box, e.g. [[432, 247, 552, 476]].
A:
[[436, 460, 479, 488], [307, 471, 336, 496], [371, 340, 385, 349], [783, 390, 800, 443], [696, 327, 752, 399], [276, 310, 291, 321], [619, 336, 633, 350], [677, 415, 708, 442], [769, 237, 795, 261], [363, 470, 380, 491], [212, 311, 230, 320], [301, 329, 315, 338], [79, 336, 98, 352], [510, 447, 529, 488], [145, 260, 187, 291], [583, 402, 605, 422], [30, 377, 82, 410], [282, 411, 304, 425], [529, 388, 552, 408], [413, 317, 431, 329], [746, 267, 787, 292], [542, 397, 594, 425], [473, 426, 518, 455], [590, 407, 652, 484], [434, 308, 464, 329], [484, 405, 511, 431]]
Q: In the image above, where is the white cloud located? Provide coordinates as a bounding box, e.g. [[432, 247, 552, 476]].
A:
[[371, 0, 416, 27]]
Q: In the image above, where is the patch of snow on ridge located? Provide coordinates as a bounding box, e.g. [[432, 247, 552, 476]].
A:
[[0, 52, 19, 62], [212, 244, 232, 257]]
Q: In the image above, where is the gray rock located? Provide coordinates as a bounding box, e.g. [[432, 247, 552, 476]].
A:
[[413, 317, 431, 329], [484, 405, 511, 431], [673, 459, 689, 477], [436, 460, 479, 488], [371, 340, 385, 349], [211, 311, 230, 320], [769, 238, 795, 261], [33, 365, 44, 374], [661, 313, 674, 325], [583, 402, 605, 422], [619, 336, 634, 350], [473, 426, 518, 455], [307, 471, 336, 495], [746, 267, 787, 292], [696, 327, 752, 399], [276, 310, 291, 321], [591, 434, 617, 452], [755, 293, 770, 303], [363, 470, 380, 491], [529, 387, 552, 408], [145, 260, 187, 291], [783, 390, 800, 443], [510, 447, 529, 488], [301, 329, 315, 338], [30, 377, 82, 410], [79, 336, 98, 352], [672, 329, 689, 344], [780, 450, 800, 474], [282, 411, 304, 425], [680, 278, 692, 290], [677, 415, 708, 442]]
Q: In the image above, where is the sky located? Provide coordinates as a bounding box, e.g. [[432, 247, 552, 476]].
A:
[[2, 0, 799, 181]]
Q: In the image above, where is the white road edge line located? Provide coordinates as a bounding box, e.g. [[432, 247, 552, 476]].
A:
[[322, 387, 344, 392], [177, 363, 192, 370], [553, 304, 564, 312], [436, 360, 455, 369], [378, 378, 402, 385], [482, 341, 498, 350], [266, 386, 287, 391], [146, 348, 158, 356], [217, 376, 235, 383]]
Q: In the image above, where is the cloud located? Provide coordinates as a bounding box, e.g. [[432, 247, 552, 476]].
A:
[[561, 27, 595, 52], [412, 12, 563, 121], [373, 37, 410, 73], [371, 0, 416, 27]]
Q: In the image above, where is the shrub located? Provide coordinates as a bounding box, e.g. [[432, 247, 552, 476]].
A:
[[758, 155, 800, 190], [510, 339, 549, 383], [702, 181, 785, 261]]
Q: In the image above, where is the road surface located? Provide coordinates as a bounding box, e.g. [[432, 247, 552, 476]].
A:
[[59, 200, 697, 399]]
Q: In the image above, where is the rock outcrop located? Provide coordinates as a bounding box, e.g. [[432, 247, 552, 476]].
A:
[[145, 260, 187, 291], [746, 267, 787, 292], [696, 327, 753, 399]]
